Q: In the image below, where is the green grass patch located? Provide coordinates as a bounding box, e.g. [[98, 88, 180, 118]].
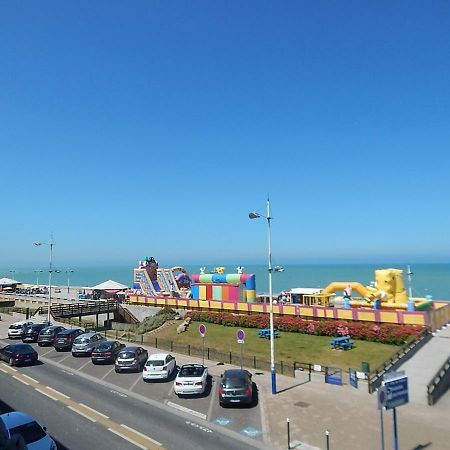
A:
[[151, 322, 398, 371]]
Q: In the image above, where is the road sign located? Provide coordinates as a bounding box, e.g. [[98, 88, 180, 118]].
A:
[[199, 324, 206, 337], [237, 329, 245, 344], [382, 371, 409, 410]]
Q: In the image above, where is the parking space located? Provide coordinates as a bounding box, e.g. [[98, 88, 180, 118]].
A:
[[3, 335, 264, 442]]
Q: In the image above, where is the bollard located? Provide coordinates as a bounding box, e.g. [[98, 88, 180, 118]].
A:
[[287, 418, 290, 450], [325, 430, 330, 450]]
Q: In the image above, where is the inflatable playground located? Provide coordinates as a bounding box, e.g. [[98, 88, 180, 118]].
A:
[[130, 258, 444, 327]]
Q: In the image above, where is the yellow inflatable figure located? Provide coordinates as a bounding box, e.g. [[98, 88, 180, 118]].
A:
[[215, 267, 225, 274], [375, 269, 408, 304]]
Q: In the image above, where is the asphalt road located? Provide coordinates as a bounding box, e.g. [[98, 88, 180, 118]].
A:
[[0, 339, 267, 450]]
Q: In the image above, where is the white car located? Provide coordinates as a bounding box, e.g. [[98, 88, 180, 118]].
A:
[[8, 321, 33, 339], [143, 353, 176, 381], [174, 364, 208, 396], [0, 411, 57, 449]]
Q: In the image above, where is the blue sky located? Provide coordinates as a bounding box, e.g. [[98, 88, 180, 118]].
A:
[[1, 1, 449, 267]]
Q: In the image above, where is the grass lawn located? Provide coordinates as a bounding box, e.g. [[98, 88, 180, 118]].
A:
[[150, 322, 399, 371]]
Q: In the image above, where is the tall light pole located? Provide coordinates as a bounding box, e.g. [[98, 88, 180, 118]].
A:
[[34, 238, 54, 324], [66, 269, 74, 294], [34, 270, 44, 286], [249, 197, 282, 395]]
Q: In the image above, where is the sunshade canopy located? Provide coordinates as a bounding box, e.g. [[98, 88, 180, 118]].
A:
[[0, 277, 21, 286], [91, 280, 129, 290]]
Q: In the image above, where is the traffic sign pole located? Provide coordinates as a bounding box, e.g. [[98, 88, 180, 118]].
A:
[[393, 407, 399, 450], [199, 324, 206, 365], [380, 403, 385, 450]]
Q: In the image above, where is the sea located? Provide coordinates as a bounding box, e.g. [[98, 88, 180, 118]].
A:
[[3, 263, 449, 301]]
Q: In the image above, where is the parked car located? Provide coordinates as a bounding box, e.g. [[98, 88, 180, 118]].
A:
[[71, 332, 106, 357], [0, 343, 38, 366], [8, 321, 33, 339], [115, 346, 148, 373], [22, 323, 50, 343], [174, 364, 208, 396], [143, 353, 176, 381], [37, 326, 65, 347], [53, 328, 84, 351], [91, 340, 125, 364], [219, 369, 254, 407], [0, 411, 57, 449]]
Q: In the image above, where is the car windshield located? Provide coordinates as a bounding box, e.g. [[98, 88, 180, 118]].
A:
[[9, 324, 23, 330], [96, 342, 113, 351], [14, 345, 34, 354], [223, 375, 247, 388], [9, 421, 46, 444], [179, 366, 204, 377], [146, 360, 164, 366], [119, 351, 136, 359], [74, 337, 89, 344], [40, 329, 54, 335]]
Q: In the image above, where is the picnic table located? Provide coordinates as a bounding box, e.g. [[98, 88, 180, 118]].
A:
[[330, 335, 354, 350], [258, 328, 280, 339]]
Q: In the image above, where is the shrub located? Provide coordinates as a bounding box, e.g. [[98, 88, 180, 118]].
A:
[[186, 311, 422, 345]]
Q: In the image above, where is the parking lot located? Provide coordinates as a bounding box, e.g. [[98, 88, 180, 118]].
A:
[[6, 335, 264, 441]]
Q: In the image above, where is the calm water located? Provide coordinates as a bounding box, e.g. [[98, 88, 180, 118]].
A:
[[3, 263, 449, 300]]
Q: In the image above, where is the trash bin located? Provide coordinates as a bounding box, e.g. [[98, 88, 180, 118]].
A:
[[361, 361, 370, 373]]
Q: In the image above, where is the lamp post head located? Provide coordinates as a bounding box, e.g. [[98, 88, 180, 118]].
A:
[[34, 242, 42, 246], [248, 212, 261, 219], [274, 266, 285, 272]]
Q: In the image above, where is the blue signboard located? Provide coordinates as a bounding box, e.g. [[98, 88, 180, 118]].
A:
[[381, 372, 409, 410], [325, 367, 342, 386], [349, 368, 358, 388]]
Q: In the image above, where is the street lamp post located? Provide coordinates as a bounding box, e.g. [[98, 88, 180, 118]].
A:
[[249, 198, 281, 395], [66, 269, 74, 294], [34, 239, 54, 324], [34, 270, 44, 286]]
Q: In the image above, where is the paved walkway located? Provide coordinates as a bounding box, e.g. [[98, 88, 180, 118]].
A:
[[1, 309, 449, 449], [399, 325, 450, 404]]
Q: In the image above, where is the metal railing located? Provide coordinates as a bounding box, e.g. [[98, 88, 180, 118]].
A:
[[427, 354, 450, 405]]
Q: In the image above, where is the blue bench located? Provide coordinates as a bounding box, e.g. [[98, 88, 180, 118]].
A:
[[330, 336, 354, 350], [258, 328, 280, 339]]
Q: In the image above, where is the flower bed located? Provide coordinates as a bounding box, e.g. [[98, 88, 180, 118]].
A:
[[186, 311, 423, 345]]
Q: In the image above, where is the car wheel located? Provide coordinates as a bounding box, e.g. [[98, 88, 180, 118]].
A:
[[9, 357, 14, 366], [72, 353, 77, 357], [115, 368, 120, 373]]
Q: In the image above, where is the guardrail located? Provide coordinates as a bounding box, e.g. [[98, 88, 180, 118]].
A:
[[50, 300, 118, 318], [427, 354, 450, 405], [367, 328, 432, 393]]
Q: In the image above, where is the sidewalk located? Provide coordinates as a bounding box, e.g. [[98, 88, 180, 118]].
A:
[[1, 312, 449, 449]]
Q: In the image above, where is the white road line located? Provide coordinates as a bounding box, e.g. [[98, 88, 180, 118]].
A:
[[108, 428, 147, 449], [8, 366, 17, 372], [67, 405, 97, 422], [41, 349, 54, 356], [129, 374, 143, 392], [207, 379, 216, 420], [46, 386, 70, 399], [22, 374, 39, 384], [58, 354, 72, 362], [12, 375, 29, 386], [0, 367, 7, 373], [120, 424, 162, 446], [35, 388, 59, 401], [167, 401, 207, 420], [101, 366, 115, 380], [79, 403, 109, 419], [77, 360, 93, 371], [61, 369, 74, 376]]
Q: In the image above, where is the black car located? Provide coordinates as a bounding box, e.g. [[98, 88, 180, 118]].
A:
[[0, 343, 38, 366], [91, 340, 125, 365], [22, 323, 50, 343], [37, 326, 65, 347], [219, 369, 254, 407], [115, 346, 148, 373], [53, 328, 84, 351]]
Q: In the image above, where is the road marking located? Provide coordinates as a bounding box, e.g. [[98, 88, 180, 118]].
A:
[[0, 367, 7, 373], [120, 424, 162, 446], [58, 354, 72, 362], [108, 428, 147, 449], [46, 386, 70, 399], [101, 366, 115, 380], [41, 349, 54, 356], [129, 374, 143, 392], [207, 378, 216, 420], [61, 369, 74, 376], [185, 420, 213, 433], [67, 405, 97, 422], [22, 374, 39, 384], [12, 375, 29, 386], [8, 366, 17, 372], [167, 401, 207, 420], [110, 389, 128, 398], [78, 360, 93, 371], [79, 403, 109, 419], [35, 388, 59, 401]]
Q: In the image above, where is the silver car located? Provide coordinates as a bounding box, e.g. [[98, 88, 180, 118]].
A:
[[71, 332, 105, 356]]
